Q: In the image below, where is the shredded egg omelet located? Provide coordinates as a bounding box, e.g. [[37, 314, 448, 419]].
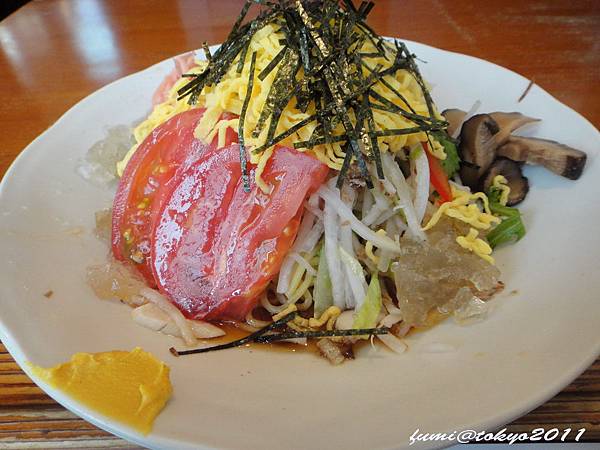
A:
[[423, 186, 501, 263], [118, 23, 446, 191]]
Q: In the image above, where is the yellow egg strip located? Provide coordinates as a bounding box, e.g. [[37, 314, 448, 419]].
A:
[[118, 22, 444, 189], [270, 304, 341, 331], [422, 186, 500, 231], [308, 306, 342, 330], [365, 229, 387, 264], [492, 175, 511, 206], [456, 228, 495, 264]]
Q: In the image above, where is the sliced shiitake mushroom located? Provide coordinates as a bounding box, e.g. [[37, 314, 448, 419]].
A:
[[482, 157, 530, 206], [498, 136, 587, 180], [489, 112, 540, 146], [441, 108, 466, 137], [458, 114, 500, 189]]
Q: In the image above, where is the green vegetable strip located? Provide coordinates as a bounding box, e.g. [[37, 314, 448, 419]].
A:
[[489, 202, 521, 218], [353, 272, 382, 331], [486, 215, 526, 249], [432, 131, 460, 178], [239, 51, 258, 192], [313, 246, 334, 318]]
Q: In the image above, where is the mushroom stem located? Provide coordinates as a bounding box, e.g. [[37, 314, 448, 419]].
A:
[[498, 136, 587, 180]]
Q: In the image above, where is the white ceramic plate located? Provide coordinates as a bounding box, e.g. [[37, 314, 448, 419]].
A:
[[0, 40, 599, 450]]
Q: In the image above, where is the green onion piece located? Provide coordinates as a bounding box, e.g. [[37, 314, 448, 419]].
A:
[[313, 246, 334, 318], [352, 272, 382, 331], [431, 131, 460, 178], [486, 215, 526, 249], [489, 202, 521, 219]]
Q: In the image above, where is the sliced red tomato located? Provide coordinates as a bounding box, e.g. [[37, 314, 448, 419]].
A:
[[423, 141, 453, 203], [151, 145, 329, 321], [111, 108, 237, 285]]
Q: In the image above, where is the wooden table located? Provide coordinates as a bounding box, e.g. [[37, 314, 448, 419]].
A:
[[1, 0, 598, 448]]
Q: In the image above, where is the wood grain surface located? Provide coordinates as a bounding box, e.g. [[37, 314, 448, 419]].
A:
[[0, 0, 599, 448]]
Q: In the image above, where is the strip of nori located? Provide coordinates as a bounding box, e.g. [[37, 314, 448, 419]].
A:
[[255, 326, 390, 343], [239, 52, 258, 192], [293, 134, 348, 149], [363, 94, 384, 178], [173, 0, 448, 190], [170, 311, 297, 356], [251, 114, 317, 155], [258, 46, 288, 81], [369, 90, 443, 126], [252, 49, 300, 140], [201, 41, 212, 62], [236, 38, 251, 73]]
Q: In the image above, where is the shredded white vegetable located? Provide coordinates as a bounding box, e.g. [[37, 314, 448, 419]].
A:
[[377, 333, 408, 353], [339, 246, 368, 309], [140, 287, 196, 346], [381, 153, 427, 241], [317, 185, 401, 253], [323, 201, 346, 308], [288, 252, 317, 276], [413, 148, 430, 225]]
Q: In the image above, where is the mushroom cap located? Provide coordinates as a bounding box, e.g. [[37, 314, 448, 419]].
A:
[[489, 112, 540, 146], [441, 108, 466, 138], [458, 114, 500, 189], [482, 157, 530, 206]]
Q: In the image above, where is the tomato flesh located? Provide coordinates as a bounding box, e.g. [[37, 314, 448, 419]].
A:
[[151, 145, 329, 320], [111, 108, 228, 285]]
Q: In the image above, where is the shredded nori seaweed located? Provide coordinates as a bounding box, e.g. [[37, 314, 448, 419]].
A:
[[258, 46, 288, 81], [176, 0, 447, 188], [169, 309, 390, 356], [255, 326, 390, 343], [239, 51, 258, 192], [170, 311, 298, 356]]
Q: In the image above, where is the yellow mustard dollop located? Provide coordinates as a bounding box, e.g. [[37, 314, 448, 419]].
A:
[[29, 347, 172, 435]]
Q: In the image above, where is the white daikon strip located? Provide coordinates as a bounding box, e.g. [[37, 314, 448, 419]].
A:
[[339, 246, 368, 309], [288, 252, 317, 276], [413, 148, 430, 225], [381, 153, 426, 241], [317, 185, 401, 253], [323, 201, 346, 308]]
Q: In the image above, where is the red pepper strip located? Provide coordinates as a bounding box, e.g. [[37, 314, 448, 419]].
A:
[[423, 141, 453, 203]]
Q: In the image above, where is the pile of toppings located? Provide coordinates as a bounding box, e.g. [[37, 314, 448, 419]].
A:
[[124, 0, 449, 192], [80, 0, 589, 365]]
